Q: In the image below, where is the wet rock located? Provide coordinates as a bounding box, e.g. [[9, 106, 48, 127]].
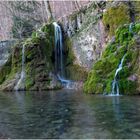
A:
[[128, 75, 137, 82]]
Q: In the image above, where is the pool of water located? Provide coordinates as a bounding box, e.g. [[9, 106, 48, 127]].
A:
[[0, 90, 140, 139]]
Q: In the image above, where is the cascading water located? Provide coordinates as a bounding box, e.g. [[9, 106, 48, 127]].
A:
[[129, 22, 134, 33], [53, 22, 64, 77], [14, 45, 25, 91], [111, 55, 126, 96], [53, 22, 75, 89]]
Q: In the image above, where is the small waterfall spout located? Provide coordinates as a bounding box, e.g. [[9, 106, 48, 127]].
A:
[[14, 45, 25, 91], [111, 54, 126, 96], [129, 22, 134, 33]]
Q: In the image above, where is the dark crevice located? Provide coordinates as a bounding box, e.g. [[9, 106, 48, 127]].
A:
[[128, 2, 135, 23]]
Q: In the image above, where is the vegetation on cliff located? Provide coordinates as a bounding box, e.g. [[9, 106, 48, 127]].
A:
[[0, 21, 86, 90], [64, 37, 88, 81], [84, 22, 140, 95], [103, 3, 130, 36], [0, 23, 61, 91]]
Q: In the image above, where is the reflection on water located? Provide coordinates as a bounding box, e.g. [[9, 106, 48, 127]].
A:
[[0, 90, 140, 138]]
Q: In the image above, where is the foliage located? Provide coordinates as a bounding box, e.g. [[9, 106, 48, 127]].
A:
[[23, 23, 55, 90], [84, 22, 140, 95], [0, 22, 56, 91], [103, 4, 130, 36]]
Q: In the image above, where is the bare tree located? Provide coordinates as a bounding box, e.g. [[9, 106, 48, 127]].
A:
[[43, 0, 53, 21]]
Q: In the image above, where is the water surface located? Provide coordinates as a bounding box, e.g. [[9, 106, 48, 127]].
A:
[[0, 90, 140, 139]]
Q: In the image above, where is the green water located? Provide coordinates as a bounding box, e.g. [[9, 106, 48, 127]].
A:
[[0, 90, 140, 139]]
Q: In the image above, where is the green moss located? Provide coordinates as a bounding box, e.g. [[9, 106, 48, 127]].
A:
[[133, 1, 140, 21], [23, 23, 55, 90], [133, 23, 140, 33], [118, 66, 130, 79], [64, 37, 88, 81], [0, 22, 56, 90], [84, 22, 140, 95], [119, 79, 137, 95], [65, 37, 75, 65], [103, 4, 130, 36], [104, 79, 112, 94], [115, 25, 133, 45], [66, 64, 88, 81], [25, 76, 34, 90], [102, 43, 117, 57], [84, 71, 97, 94], [65, 37, 77, 79]]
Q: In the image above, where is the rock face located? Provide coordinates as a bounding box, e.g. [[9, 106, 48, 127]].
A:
[[72, 19, 105, 70], [0, 40, 15, 67], [61, 2, 106, 70], [0, 40, 15, 86]]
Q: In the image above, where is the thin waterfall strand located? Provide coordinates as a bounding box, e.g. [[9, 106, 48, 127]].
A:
[[111, 54, 126, 96], [14, 45, 25, 91], [110, 23, 133, 96], [129, 22, 134, 33]]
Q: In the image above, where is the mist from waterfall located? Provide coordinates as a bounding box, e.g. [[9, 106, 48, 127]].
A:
[[14, 45, 25, 91]]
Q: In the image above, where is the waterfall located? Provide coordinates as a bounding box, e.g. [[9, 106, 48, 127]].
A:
[[53, 22, 64, 77], [53, 22, 76, 89], [109, 23, 133, 96], [14, 45, 25, 91], [111, 54, 126, 96]]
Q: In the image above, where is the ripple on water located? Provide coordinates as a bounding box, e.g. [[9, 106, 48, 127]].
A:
[[0, 90, 140, 138]]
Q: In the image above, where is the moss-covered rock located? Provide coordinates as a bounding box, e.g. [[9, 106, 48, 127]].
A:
[[0, 55, 12, 84], [64, 37, 88, 81], [23, 23, 61, 90], [84, 22, 140, 95], [64, 37, 75, 66], [66, 64, 88, 81], [132, 1, 140, 21], [0, 23, 62, 91], [103, 3, 130, 36]]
